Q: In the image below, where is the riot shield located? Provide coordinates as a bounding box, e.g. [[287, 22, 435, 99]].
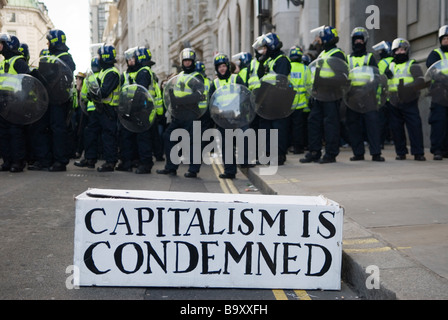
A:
[[0, 73, 48, 125], [255, 73, 296, 120], [344, 66, 387, 113], [210, 83, 256, 129], [118, 84, 156, 133], [306, 56, 350, 102], [85, 69, 101, 101], [425, 59, 448, 107], [163, 74, 207, 122], [79, 69, 101, 115], [38, 55, 73, 105]]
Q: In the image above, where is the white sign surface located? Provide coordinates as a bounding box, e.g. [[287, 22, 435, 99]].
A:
[[74, 189, 344, 290]]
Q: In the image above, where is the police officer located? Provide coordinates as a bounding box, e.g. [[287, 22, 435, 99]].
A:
[[89, 45, 121, 172], [372, 40, 394, 148], [46, 29, 76, 172], [74, 58, 101, 169], [0, 34, 31, 173], [289, 46, 310, 155], [426, 25, 448, 160], [386, 38, 426, 161], [209, 53, 247, 179], [254, 33, 292, 165], [156, 48, 205, 177], [301, 26, 347, 164], [117, 46, 161, 174], [345, 27, 384, 162]]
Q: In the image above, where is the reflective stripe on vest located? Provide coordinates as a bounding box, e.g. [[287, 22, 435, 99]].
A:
[[99, 67, 120, 106], [290, 62, 309, 109]]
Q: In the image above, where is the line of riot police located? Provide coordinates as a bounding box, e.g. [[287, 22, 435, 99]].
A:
[[2, 26, 448, 176]]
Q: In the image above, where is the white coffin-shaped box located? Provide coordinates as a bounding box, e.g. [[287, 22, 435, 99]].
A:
[[74, 189, 344, 290]]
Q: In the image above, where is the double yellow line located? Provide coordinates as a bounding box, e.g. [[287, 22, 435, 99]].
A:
[[211, 158, 312, 301]]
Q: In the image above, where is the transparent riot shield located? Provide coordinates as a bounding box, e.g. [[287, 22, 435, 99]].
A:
[[163, 74, 207, 122], [255, 73, 296, 120], [210, 83, 256, 129], [38, 55, 73, 105], [0, 73, 49, 125], [118, 84, 156, 133], [425, 59, 448, 107], [79, 69, 101, 115], [388, 63, 424, 107], [344, 66, 387, 113], [305, 56, 350, 102]]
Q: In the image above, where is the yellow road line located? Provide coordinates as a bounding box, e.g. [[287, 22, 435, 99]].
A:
[[344, 247, 392, 254], [294, 290, 312, 300], [272, 290, 289, 300], [343, 238, 380, 246]]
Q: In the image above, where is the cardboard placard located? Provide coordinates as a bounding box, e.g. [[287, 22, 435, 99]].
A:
[[74, 189, 344, 290]]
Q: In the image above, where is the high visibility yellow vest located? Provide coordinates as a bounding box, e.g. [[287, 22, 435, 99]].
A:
[[388, 60, 415, 93], [0, 56, 24, 92], [378, 57, 393, 75], [99, 67, 120, 106], [239, 59, 261, 91], [290, 62, 309, 110], [174, 71, 207, 109], [124, 66, 164, 114], [434, 49, 448, 76], [317, 48, 346, 78], [212, 74, 239, 107], [347, 53, 374, 87], [81, 72, 99, 112]]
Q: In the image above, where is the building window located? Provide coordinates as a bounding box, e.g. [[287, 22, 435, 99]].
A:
[[8, 12, 16, 23]]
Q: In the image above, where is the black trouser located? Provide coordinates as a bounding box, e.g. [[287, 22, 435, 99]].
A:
[[388, 99, 425, 156], [429, 102, 448, 155], [307, 99, 341, 158], [84, 107, 118, 164], [346, 108, 382, 157]]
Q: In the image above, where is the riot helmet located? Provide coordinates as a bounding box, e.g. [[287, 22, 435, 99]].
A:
[[255, 32, 283, 56], [180, 48, 196, 73], [19, 43, 30, 63], [195, 61, 206, 75], [46, 29, 69, 52], [98, 44, 117, 66], [351, 27, 369, 54], [391, 38, 410, 64], [0, 34, 20, 56], [289, 46, 303, 63], [214, 53, 231, 79], [232, 52, 252, 69], [439, 25, 448, 43], [91, 57, 101, 73], [136, 47, 154, 67], [40, 48, 50, 57], [318, 26, 339, 47]]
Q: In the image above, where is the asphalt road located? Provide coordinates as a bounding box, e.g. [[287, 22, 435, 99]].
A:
[[0, 157, 359, 301]]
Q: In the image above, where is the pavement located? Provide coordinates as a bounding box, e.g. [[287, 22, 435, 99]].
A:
[[243, 145, 448, 300]]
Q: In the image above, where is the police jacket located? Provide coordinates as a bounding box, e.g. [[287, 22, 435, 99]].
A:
[[426, 47, 448, 68], [209, 74, 245, 98], [258, 50, 291, 79], [99, 63, 120, 106], [49, 47, 76, 73], [0, 48, 30, 75]]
